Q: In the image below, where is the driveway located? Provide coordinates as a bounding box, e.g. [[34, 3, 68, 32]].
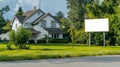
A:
[[0, 55, 120, 67]]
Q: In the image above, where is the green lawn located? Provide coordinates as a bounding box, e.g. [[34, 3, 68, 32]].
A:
[[0, 43, 120, 61]]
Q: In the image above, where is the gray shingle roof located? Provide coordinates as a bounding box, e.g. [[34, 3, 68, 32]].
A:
[[16, 15, 26, 23], [32, 13, 60, 25], [44, 28, 64, 34], [25, 28, 40, 34], [14, 9, 45, 24]]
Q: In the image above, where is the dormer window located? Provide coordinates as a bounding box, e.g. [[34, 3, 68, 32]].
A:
[[38, 11, 41, 15]]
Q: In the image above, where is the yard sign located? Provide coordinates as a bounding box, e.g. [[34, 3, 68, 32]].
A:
[[85, 18, 109, 46]]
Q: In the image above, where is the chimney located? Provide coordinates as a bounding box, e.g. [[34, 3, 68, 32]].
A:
[[34, 6, 36, 10]]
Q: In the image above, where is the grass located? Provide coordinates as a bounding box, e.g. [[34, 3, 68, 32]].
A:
[[0, 43, 120, 61]]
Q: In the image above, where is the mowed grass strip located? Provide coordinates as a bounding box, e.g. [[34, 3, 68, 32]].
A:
[[0, 43, 120, 61]]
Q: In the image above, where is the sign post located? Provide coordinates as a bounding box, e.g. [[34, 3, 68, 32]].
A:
[[89, 32, 91, 47], [103, 32, 105, 46], [85, 18, 109, 46]]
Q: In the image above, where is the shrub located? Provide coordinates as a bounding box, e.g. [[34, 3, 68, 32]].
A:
[[28, 39, 35, 44], [49, 39, 69, 43], [37, 39, 46, 44], [9, 26, 31, 49], [0, 39, 8, 44]]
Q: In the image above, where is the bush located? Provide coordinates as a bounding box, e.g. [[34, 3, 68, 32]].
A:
[[49, 39, 69, 43], [9, 26, 31, 49], [37, 39, 46, 44], [0, 39, 8, 44], [28, 39, 35, 44]]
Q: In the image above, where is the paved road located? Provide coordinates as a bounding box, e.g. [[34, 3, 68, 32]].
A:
[[0, 55, 120, 67]]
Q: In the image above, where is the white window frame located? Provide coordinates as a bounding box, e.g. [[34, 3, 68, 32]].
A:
[[41, 20, 46, 28], [51, 21, 56, 28]]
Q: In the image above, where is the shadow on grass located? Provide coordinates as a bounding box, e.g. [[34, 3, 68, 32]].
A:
[[30, 43, 87, 46], [30, 48, 71, 51]]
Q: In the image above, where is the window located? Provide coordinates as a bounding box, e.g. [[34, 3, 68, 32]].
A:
[[51, 21, 56, 28], [24, 22, 32, 28], [38, 11, 41, 15], [41, 20, 46, 28], [52, 34, 59, 39], [16, 24, 17, 29]]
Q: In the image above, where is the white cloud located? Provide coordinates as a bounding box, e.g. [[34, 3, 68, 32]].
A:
[[18, 0, 23, 5], [0, 0, 4, 3], [17, 0, 39, 8], [13, 3, 20, 12]]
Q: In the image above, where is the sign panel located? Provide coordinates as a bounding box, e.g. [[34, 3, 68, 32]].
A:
[[85, 18, 109, 32]]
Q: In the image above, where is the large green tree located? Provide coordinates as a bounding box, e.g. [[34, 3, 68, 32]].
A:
[[66, 0, 91, 43], [66, 0, 120, 45], [0, 5, 10, 34], [100, 0, 120, 46]]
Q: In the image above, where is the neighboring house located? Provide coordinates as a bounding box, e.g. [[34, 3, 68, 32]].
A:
[[12, 8, 64, 42], [0, 32, 9, 40]]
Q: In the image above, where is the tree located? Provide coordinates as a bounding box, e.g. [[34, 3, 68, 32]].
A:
[[9, 26, 31, 49], [0, 16, 6, 34], [66, 0, 88, 44], [16, 6, 24, 16], [0, 5, 10, 16], [0, 5, 10, 34], [55, 11, 64, 20], [100, 0, 120, 46], [3, 20, 11, 31], [66, 0, 120, 46]]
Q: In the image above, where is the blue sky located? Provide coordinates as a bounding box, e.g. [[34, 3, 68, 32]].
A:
[[0, 0, 67, 20]]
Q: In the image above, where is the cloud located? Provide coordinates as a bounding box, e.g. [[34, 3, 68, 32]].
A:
[[0, 0, 4, 3], [13, 0, 39, 13], [13, 3, 20, 12], [3, 0, 67, 20], [17, 0, 39, 8]]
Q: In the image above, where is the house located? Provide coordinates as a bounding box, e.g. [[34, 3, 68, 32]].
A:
[[0, 32, 9, 40], [12, 8, 64, 42]]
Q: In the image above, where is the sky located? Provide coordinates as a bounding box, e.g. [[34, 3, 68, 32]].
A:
[[0, 0, 67, 20]]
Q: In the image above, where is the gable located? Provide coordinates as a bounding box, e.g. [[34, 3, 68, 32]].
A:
[[32, 13, 59, 25], [12, 17, 22, 31], [23, 9, 44, 23]]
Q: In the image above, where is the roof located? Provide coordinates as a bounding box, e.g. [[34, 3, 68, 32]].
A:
[[23, 9, 45, 21], [32, 13, 59, 25], [26, 28, 40, 34], [44, 28, 64, 34], [13, 9, 45, 24], [12, 9, 59, 25], [16, 15, 26, 23]]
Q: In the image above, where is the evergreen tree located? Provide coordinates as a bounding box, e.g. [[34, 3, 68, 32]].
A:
[[55, 11, 64, 20], [16, 6, 24, 16], [66, 0, 90, 43]]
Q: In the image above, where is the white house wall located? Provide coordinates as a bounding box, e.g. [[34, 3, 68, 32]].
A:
[[42, 15, 60, 28], [12, 18, 22, 31], [0, 32, 9, 40], [33, 22, 48, 39]]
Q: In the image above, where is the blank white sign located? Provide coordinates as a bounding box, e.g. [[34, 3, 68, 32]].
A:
[[85, 18, 109, 32]]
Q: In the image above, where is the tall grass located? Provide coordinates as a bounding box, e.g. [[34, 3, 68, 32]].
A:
[[0, 43, 120, 61]]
